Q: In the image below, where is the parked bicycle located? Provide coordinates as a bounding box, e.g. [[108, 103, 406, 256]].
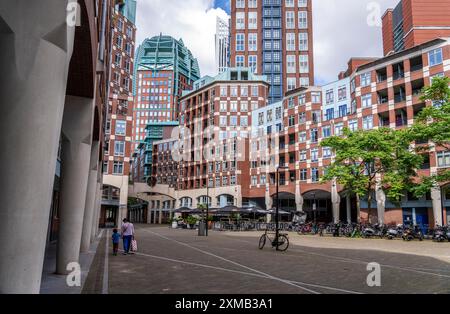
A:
[[258, 229, 289, 251]]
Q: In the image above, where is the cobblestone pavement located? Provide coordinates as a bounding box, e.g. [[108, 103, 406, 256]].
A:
[[84, 225, 450, 294]]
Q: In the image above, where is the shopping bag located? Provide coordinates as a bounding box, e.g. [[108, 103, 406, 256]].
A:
[[131, 239, 138, 252]]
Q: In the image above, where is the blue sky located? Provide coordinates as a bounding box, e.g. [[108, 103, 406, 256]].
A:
[[214, 0, 230, 14]]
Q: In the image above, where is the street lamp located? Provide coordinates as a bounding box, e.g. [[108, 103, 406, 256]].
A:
[[312, 192, 317, 225], [276, 165, 289, 251]]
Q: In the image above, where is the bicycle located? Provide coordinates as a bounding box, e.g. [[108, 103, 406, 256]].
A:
[[258, 229, 289, 251]]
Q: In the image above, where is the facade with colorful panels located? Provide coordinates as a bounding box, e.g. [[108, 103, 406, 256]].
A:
[[146, 38, 450, 228]]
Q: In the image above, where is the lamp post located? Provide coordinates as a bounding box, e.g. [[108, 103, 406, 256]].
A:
[[276, 165, 288, 251], [312, 192, 317, 225]]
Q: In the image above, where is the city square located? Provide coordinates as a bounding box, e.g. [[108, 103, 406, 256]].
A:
[[81, 225, 450, 294], [0, 0, 450, 298]]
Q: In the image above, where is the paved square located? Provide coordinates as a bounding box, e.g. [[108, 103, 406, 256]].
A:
[[83, 225, 450, 294]]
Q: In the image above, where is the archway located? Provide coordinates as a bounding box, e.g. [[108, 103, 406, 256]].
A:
[[217, 194, 235, 208], [302, 190, 333, 223]]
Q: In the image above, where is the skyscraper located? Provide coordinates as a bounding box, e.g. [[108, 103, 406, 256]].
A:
[[133, 35, 201, 147], [230, 0, 315, 104], [215, 17, 230, 74]]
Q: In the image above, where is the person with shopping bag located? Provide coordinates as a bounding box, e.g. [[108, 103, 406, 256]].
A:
[[121, 218, 135, 255]]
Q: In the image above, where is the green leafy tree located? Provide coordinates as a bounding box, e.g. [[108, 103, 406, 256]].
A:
[[321, 128, 423, 223], [409, 76, 450, 197]]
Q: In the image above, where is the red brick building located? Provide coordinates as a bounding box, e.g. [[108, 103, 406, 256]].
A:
[[382, 0, 450, 56]]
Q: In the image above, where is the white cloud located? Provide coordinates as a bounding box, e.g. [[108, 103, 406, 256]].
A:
[[313, 0, 398, 84], [135, 0, 229, 77], [136, 0, 399, 84]]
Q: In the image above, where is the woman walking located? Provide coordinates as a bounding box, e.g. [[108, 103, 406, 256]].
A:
[[121, 218, 135, 255]]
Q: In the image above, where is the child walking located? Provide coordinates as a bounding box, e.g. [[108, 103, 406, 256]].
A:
[[112, 228, 120, 256]]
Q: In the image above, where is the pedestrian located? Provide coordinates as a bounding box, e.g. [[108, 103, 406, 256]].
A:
[[111, 228, 120, 256], [121, 218, 135, 255]]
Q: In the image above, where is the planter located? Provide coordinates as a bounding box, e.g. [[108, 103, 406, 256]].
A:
[[172, 221, 178, 229]]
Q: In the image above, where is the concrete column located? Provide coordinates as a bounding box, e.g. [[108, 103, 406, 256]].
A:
[[431, 186, 443, 227], [346, 195, 352, 224], [80, 141, 100, 253], [331, 180, 341, 223], [56, 95, 94, 275], [295, 183, 304, 212], [153, 209, 157, 224], [91, 182, 102, 242], [0, 1, 75, 293], [376, 176, 386, 225], [158, 209, 163, 224]]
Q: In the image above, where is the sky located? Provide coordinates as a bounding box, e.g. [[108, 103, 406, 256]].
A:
[[135, 0, 398, 85]]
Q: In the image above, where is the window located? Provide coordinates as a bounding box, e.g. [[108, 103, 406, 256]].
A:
[[300, 150, 307, 161], [231, 175, 237, 185], [286, 11, 295, 29], [287, 55, 296, 73], [287, 78, 296, 91], [429, 48, 443, 67], [251, 86, 259, 96], [113, 161, 123, 175], [286, 0, 294, 7], [300, 169, 307, 181], [289, 115, 295, 127], [348, 119, 358, 132], [311, 168, 319, 182], [248, 12, 257, 29], [363, 115, 373, 130], [286, 33, 296, 51], [114, 53, 121, 66], [241, 101, 248, 112], [251, 176, 258, 186], [311, 128, 318, 143], [323, 147, 332, 158], [335, 123, 344, 136], [307, 148, 317, 162], [248, 0, 257, 8], [114, 141, 125, 156], [220, 86, 227, 97], [298, 11, 308, 28], [230, 101, 238, 112], [350, 79, 356, 93], [298, 0, 307, 7], [437, 151, 450, 168], [362, 94, 372, 108], [338, 86, 347, 101], [220, 116, 227, 127], [360, 72, 371, 87], [236, 55, 245, 67], [236, 34, 245, 51], [299, 94, 306, 105], [241, 116, 248, 126], [236, 12, 245, 29], [231, 86, 238, 97], [115, 120, 126, 135], [248, 33, 257, 51], [299, 55, 309, 73], [299, 131, 307, 142], [299, 33, 308, 51], [248, 55, 257, 73], [298, 112, 306, 124], [276, 107, 282, 120], [300, 77, 309, 87], [322, 126, 331, 138], [326, 89, 334, 104], [220, 101, 227, 112]]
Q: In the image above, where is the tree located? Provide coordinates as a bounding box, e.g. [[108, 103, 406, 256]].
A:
[[409, 76, 450, 197], [321, 127, 423, 223]]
